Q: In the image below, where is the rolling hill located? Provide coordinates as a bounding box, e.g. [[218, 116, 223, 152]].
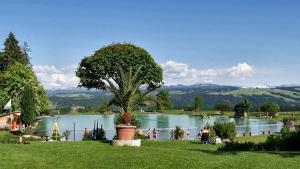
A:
[[47, 84, 300, 111]]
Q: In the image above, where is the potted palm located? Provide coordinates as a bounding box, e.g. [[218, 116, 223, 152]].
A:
[[76, 43, 163, 140]]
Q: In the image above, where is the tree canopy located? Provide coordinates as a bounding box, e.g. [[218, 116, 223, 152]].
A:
[[194, 96, 204, 111], [20, 84, 36, 126], [234, 98, 252, 112], [215, 101, 231, 114], [0, 62, 48, 114], [156, 90, 173, 111], [76, 43, 163, 124], [0, 32, 29, 71], [0, 33, 48, 115], [260, 102, 280, 116]]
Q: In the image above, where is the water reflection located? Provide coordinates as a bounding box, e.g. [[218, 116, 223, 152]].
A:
[[39, 114, 283, 140]]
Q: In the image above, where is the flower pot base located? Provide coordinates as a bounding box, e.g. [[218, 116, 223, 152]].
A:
[[116, 125, 136, 140], [111, 139, 141, 147]]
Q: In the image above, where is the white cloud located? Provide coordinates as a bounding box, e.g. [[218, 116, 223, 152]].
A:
[[161, 60, 254, 85], [33, 61, 254, 89], [33, 65, 79, 89]]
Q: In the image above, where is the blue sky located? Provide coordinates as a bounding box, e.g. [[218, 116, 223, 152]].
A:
[[0, 0, 300, 88]]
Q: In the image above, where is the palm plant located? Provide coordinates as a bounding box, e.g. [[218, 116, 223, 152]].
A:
[[108, 65, 151, 125]]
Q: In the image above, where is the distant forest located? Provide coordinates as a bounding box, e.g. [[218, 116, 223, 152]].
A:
[[48, 84, 300, 112]]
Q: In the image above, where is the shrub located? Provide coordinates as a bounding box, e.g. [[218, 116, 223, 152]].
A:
[[174, 126, 184, 140], [0, 132, 19, 144], [115, 114, 141, 128], [218, 142, 262, 151], [213, 122, 237, 140], [82, 131, 93, 141], [219, 131, 300, 151], [206, 125, 216, 144]]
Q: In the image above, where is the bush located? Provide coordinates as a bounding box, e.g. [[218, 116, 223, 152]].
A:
[[213, 122, 237, 140], [219, 131, 300, 151], [206, 125, 216, 144], [114, 114, 141, 128], [0, 132, 19, 144], [82, 131, 93, 141], [218, 142, 263, 151]]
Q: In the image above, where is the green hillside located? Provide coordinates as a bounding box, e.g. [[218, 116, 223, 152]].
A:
[[48, 85, 300, 111]]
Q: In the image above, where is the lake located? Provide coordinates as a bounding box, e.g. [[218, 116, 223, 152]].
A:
[[37, 114, 283, 140]]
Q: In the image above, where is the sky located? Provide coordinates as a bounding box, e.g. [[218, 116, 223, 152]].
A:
[[0, 0, 300, 89]]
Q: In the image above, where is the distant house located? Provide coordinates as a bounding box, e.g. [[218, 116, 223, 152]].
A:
[[0, 111, 22, 130]]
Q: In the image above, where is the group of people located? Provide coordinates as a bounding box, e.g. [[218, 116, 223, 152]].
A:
[[146, 126, 213, 143], [146, 128, 158, 140]]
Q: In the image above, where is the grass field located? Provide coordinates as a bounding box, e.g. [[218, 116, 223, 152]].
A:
[[0, 140, 300, 169]]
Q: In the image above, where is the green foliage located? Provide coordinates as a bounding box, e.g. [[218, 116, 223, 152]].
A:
[[260, 102, 280, 116], [213, 122, 237, 140], [59, 106, 71, 114], [0, 32, 29, 71], [156, 90, 173, 111], [99, 100, 110, 113], [20, 84, 37, 126], [114, 114, 141, 128], [218, 141, 263, 151], [83, 120, 107, 141], [234, 99, 252, 112], [0, 132, 19, 144], [193, 96, 204, 111], [76, 43, 163, 124], [214, 101, 231, 114], [206, 125, 216, 144], [220, 131, 300, 151], [0, 63, 48, 115]]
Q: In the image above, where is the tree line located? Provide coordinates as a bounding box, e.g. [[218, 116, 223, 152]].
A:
[[0, 32, 49, 127]]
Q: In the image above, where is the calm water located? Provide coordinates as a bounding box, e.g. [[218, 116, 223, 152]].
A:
[[38, 114, 283, 141]]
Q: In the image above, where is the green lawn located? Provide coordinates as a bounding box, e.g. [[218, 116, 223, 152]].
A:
[[0, 140, 300, 169]]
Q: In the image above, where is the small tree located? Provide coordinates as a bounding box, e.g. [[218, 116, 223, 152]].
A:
[[194, 96, 204, 111], [156, 90, 172, 111], [76, 43, 163, 125], [99, 100, 110, 113], [20, 84, 37, 127], [215, 101, 231, 115], [234, 99, 252, 117], [260, 102, 280, 117]]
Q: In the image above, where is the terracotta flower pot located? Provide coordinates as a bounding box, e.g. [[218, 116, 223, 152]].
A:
[[116, 125, 136, 140]]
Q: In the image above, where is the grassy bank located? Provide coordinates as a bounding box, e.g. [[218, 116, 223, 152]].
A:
[[0, 140, 299, 169]]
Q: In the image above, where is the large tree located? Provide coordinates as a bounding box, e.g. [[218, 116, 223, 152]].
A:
[[20, 84, 36, 126], [0, 32, 29, 71], [0, 63, 49, 114], [194, 96, 204, 111], [76, 43, 163, 124], [215, 101, 231, 115], [156, 90, 172, 111], [260, 102, 280, 117], [234, 98, 252, 112]]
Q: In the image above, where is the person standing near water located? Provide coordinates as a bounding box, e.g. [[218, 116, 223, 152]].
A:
[[186, 129, 190, 140], [170, 129, 174, 140], [153, 128, 158, 140], [147, 129, 151, 140]]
